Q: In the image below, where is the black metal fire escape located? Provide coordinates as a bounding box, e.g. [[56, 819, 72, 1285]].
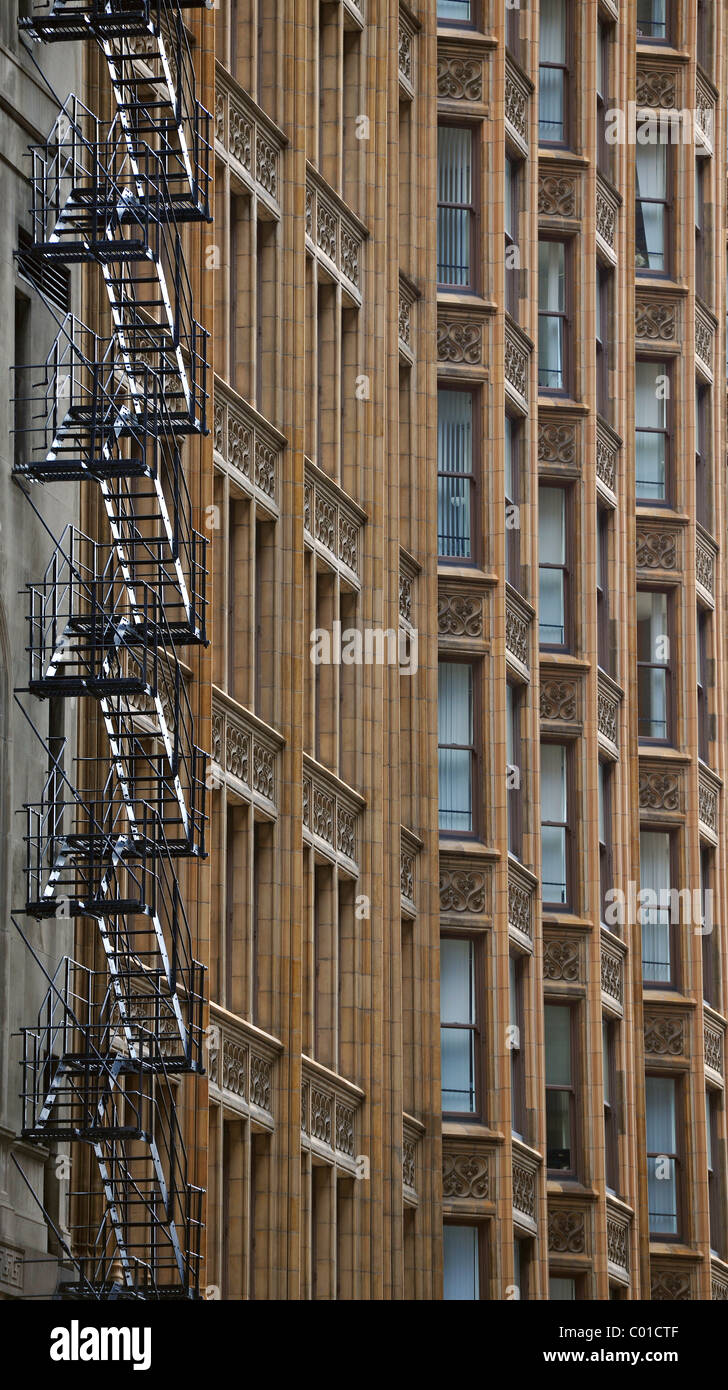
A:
[[14, 0, 211, 1299]]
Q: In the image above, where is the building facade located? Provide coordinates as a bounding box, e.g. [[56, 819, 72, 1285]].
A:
[[2, 0, 728, 1302]]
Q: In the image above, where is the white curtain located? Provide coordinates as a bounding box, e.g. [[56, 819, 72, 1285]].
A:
[[646, 1076, 677, 1233], [539, 0, 566, 140], [440, 938, 475, 1112], [640, 830, 671, 982], [438, 127, 472, 286], [637, 591, 668, 737], [443, 1225, 479, 1300], [538, 241, 565, 387], [437, 390, 472, 558], [636, 144, 667, 270], [438, 663, 473, 830], [539, 486, 565, 643], [541, 744, 567, 901]]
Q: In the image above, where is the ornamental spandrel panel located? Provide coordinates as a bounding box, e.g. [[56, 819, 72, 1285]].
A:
[[650, 1266, 694, 1301], [600, 934, 624, 1015], [305, 170, 367, 301], [211, 695, 281, 814], [208, 1010, 280, 1128], [538, 170, 580, 221], [704, 1018, 724, 1078], [635, 292, 681, 347], [548, 1204, 589, 1256], [213, 381, 283, 512], [606, 1202, 631, 1277], [303, 756, 364, 875], [596, 419, 621, 498], [698, 767, 719, 839], [508, 863, 536, 947], [437, 44, 487, 106], [638, 763, 685, 819], [439, 857, 492, 922], [643, 1012, 688, 1059], [301, 1057, 364, 1177], [543, 934, 584, 987], [437, 313, 485, 367], [636, 523, 682, 574], [438, 589, 486, 641], [505, 56, 530, 156], [215, 68, 284, 214], [304, 460, 365, 587], [596, 174, 619, 262], [540, 673, 582, 729], [538, 413, 580, 473], [442, 1148, 492, 1204], [597, 672, 621, 755]]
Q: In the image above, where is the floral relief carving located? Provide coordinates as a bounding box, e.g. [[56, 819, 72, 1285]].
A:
[[636, 68, 678, 109], [442, 1153, 490, 1200], [635, 298, 677, 341], [317, 204, 338, 261], [214, 401, 224, 454], [540, 679, 578, 723], [211, 711, 223, 766], [341, 226, 360, 289], [505, 68, 527, 142], [255, 441, 276, 497], [255, 132, 278, 198], [636, 528, 678, 570], [312, 788, 335, 845], [226, 723, 250, 784], [698, 775, 718, 832], [229, 416, 252, 478], [398, 23, 412, 84], [249, 1053, 272, 1112], [398, 294, 411, 347], [403, 1137, 416, 1191], [512, 1161, 536, 1219], [310, 1087, 332, 1145], [506, 598, 530, 668], [596, 427, 618, 492], [606, 1216, 629, 1271], [538, 420, 577, 467], [538, 174, 577, 218], [638, 770, 682, 813], [339, 516, 359, 573], [229, 105, 252, 169], [548, 1208, 586, 1254], [335, 1101, 355, 1157], [596, 181, 617, 248], [401, 847, 415, 907], [644, 1015, 685, 1057], [598, 688, 618, 745], [439, 869, 487, 916], [337, 806, 357, 861], [253, 742, 275, 801], [508, 876, 532, 940], [437, 57, 483, 102], [543, 939, 581, 983], [704, 1022, 723, 1075], [601, 946, 623, 1005], [505, 334, 528, 399], [651, 1268, 691, 1301], [437, 320, 482, 364], [696, 537, 715, 595], [696, 308, 714, 369], [222, 1039, 246, 1097], [712, 1277, 728, 1301], [438, 593, 483, 638]]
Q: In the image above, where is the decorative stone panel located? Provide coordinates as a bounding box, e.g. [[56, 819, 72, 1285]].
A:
[[438, 590, 484, 639], [437, 314, 483, 365], [651, 1266, 693, 1301], [696, 532, 716, 600], [398, 7, 415, 97], [644, 1013, 687, 1057], [306, 171, 366, 299], [538, 171, 578, 220], [505, 321, 530, 406], [506, 589, 532, 676], [704, 1018, 724, 1077], [698, 767, 719, 837], [211, 695, 281, 811], [540, 675, 581, 726], [638, 766, 684, 815], [208, 1008, 281, 1127], [696, 304, 716, 376], [215, 71, 283, 212], [402, 1114, 423, 1204], [636, 66, 679, 109], [437, 48, 484, 104], [538, 414, 578, 470], [712, 1268, 728, 1301], [512, 1147, 539, 1227], [304, 460, 365, 585], [398, 273, 418, 360], [696, 71, 716, 152], [601, 939, 624, 1012], [543, 935, 583, 985], [606, 1201, 631, 1278], [596, 419, 620, 496], [635, 293, 680, 344], [214, 381, 283, 510], [636, 524, 681, 572], [548, 1205, 587, 1255], [303, 756, 364, 873], [508, 863, 535, 944], [400, 827, 420, 918], [596, 174, 619, 260], [301, 1055, 364, 1176], [0, 1244, 23, 1295], [442, 1150, 491, 1201], [439, 859, 491, 919], [505, 57, 529, 155], [597, 673, 621, 752]]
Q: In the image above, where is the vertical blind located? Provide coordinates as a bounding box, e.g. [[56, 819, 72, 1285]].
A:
[[646, 1075, 678, 1233], [440, 937, 476, 1112], [538, 241, 566, 388], [541, 743, 567, 902], [636, 143, 667, 271], [640, 830, 672, 983], [437, 127, 472, 286], [443, 1225, 479, 1300], [438, 389, 473, 558], [539, 0, 566, 141], [438, 663, 474, 830]]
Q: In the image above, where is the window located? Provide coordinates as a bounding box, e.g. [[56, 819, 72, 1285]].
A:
[[541, 743, 570, 907], [637, 0, 669, 41], [596, 267, 610, 419], [545, 1003, 575, 1172], [509, 954, 526, 1137], [443, 1224, 484, 1300], [438, 389, 475, 560], [697, 606, 709, 762], [538, 240, 568, 390], [597, 21, 611, 176], [438, 662, 476, 833], [550, 1275, 577, 1299], [695, 381, 710, 530], [697, 0, 710, 70], [695, 158, 706, 301], [539, 0, 568, 145], [646, 1076, 679, 1238], [597, 507, 611, 672], [505, 156, 519, 318], [603, 1018, 619, 1192], [640, 830, 674, 985], [636, 143, 668, 273], [635, 361, 669, 500], [438, 126, 474, 288], [701, 846, 717, 1008], [440, 936, 479, 1114], [539, 485, 568, 647], [506, 0, 520, 59], [438, 0, 473, 22], [706, 1089, 723, 1255], [505, 414, 521, 589], [598, 761, 613, 929], [507, 682, 523, 859], [637, 590, 671, 741], [514, 1238, 532, 1300]]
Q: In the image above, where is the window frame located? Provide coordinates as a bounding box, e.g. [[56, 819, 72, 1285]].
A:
[[596, 18, 613, 178], [539, 482, 571, 652], [538, 235, 571, 395], [540, 738, 575, 912], [706, 1086, 723, 1256], [437, 0, 478, 29], [635, 358, 672, 505], [545, 1000, 579, 1177], [538, 0, 571, 148], [640, 827, 680, 990], [437, 382, 481, 566], [442, 1219, 489, 1300], [636, 586, 674, 745], [437, 121, 479, 293], [440, 930, 486, 1121], [645, 1072, 683, 1242], [695, 155, 707, 302], [636, 0, 673, 45], [438, 656, 481, 838]]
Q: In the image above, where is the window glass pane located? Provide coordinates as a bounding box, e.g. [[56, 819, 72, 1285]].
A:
[[438, 128, 472, 286], [509, 956, 518, 1029], [646, 1076, 677, 1233], [640, 831, 671, 983], [441, 1028, 475, 1111], [505, 158, 513, 241], [637, 0, 666, 38], [438, 390, 473, 558], [636, 362, 667, 430], [539, 487, 566, 641], [602, 1020, 612, 1106], [506, 683, 514, 766], [440, 939, 476, 1111], [541, 745, 567, 901], [538, 244, 566, 386], [547, 1091, 572, 1165], [636, 144, 667, 270], [438, 664, 473, 831], [443, 1225, 479, 1300], [598, 763, 605, 844], [706, 1091, 713, 1170], [550, 1276, 576, 1300], [545, 1004, 571, 1085], [539, 0, 566, 141], [440, 938, 474, 1025], [541, 743, 566, 820], [505, 416, 514, 499], [438, 0, 471, 19], [637, 591, 668, 739]]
